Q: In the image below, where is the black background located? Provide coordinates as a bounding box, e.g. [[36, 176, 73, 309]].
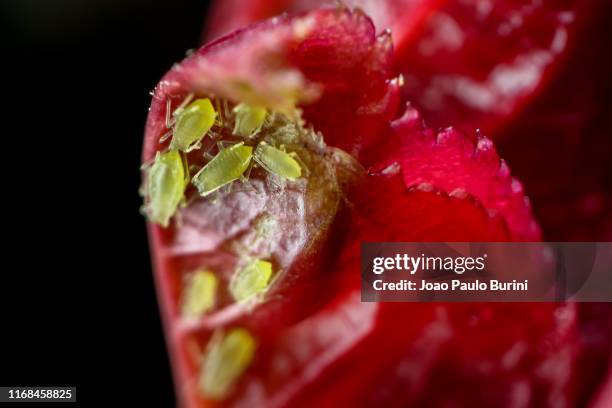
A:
[[2, 0, 213, 404]]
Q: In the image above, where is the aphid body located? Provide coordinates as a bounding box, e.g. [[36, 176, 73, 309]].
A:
[[233, 103, 267, 137], [192, 142, 253, 196], [199, 329, 256, 399], [146, 150, 186, 227], [170, 98, 216, 151], [181, 270, 218, 317], [253, 142, 302, 180], [230, 259, 273, 302]]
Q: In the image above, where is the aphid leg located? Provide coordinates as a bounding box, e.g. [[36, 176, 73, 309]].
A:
[[225, 181, 235, 195], [159, 129, 173, 143], [253, 156, 282, 189], [264, 111, 276, 127], [238, 162, 256, 192], [174, 208, 184, 228], [266, 267, 284, 293], [223, 100, 231, 121], [210, 190, 221, 205], [214, 98, 225, 128], [208, 129, 220, 140], [290, 108, 306, 136], [289, 152, 310, 176], [165, 98, 173, 129], [242, 160, 254, 183], [200, 140, 217, 161], [139, 158, 154, 171], [217, 140, 237, 151], [184, 192, 200, 207], [185, 139, 204, 153], [173, 92, 195, 119], [180, 151, 190, 181], [202, 144, 216, 161], [139, 148, 171, 170], [270, 176, 283, 190]]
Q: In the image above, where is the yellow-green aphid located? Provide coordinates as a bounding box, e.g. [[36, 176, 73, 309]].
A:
[[181, 270, 218, 317], [192, 142, 253, 197], [232, 103, 267, 137], [199, 329, 256, 399], [146, 150, 186, 227], [170, 98, 216, 151], [230, 260, 273, 302], [253, 142, 302, 180]]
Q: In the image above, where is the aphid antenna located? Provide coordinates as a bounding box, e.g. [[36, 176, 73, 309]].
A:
[[159, 129, 173, 143]]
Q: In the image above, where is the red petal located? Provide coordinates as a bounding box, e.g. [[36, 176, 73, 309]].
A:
[[495, 1, 612, 241], [205, 0, 442, 51], [144, 8, 398, 162], [205, 0, 587, 135], [348, 171, 511, 242], [206, 172, 575, 406], [391, 106, 541, 241], [398, 0, 587, 133]]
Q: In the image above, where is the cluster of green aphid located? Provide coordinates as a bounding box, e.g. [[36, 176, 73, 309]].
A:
[[181, 260, 273, 399], [182, 259, 273, 318], [143, 94, 305, 227]]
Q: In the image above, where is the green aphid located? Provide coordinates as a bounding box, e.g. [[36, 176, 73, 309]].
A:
[[170, 98, 216, 151], [253, 141, 302, 180], [199, 329, 256, 399], [146, 150, 186, 227], [232, 103, 267, 137], [229, 259, 273, 302], [181, 270, 218, 317], [192, 142, 253, 196]]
